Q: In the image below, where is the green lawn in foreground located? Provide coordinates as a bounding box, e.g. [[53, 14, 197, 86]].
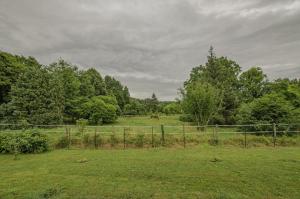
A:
[[0, 146, 299, 199]]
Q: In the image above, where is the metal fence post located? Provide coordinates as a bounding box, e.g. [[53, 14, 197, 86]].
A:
[[98, 127, 101, 148], [151, 126, 154, 148], [273, 123, 277, 147], [123, 127, 126, 149], [183, 123, 186, 148], [161, 124, 165, 146]]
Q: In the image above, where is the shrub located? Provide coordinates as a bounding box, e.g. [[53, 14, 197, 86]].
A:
[[0, 131, 48, 154], [82, 96, 118, 124], [163, 103, 182, 115], [236, 93, 299, 132]]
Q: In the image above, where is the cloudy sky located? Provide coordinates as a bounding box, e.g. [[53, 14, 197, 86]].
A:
[[1, 0, 300, 100]]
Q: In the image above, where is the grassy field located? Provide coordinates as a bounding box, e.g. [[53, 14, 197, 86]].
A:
[[112, 115, 184, 126], [0, 146, 299, 199]]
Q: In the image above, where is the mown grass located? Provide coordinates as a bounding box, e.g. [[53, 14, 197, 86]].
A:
[[0, 146, 299, 199]]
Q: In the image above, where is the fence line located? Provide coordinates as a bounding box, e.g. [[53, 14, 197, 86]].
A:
[[1, 123, 299, 149]]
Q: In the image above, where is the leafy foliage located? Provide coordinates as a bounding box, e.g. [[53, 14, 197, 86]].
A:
[[0, 51, 131, 124], [236, 79, 300, 127], [81, 96, 118, 124], [183, 47, 300, 126], [182, 82, 221, 125], [0, 131, 48, 154], [123, 99, 146, 115], [239, 67, 268, 103], [185, 47, 241, 124], [8, 65, 64, 124], [163, 102, 182, 115]]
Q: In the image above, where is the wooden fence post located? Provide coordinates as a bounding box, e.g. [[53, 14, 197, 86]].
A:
[[161, 125, 165, 146], [183, 123, 186, 148], [273, 123, 277, 147]]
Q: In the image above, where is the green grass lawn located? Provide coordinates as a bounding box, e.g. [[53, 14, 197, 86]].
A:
[[1, 146, 299, 199]]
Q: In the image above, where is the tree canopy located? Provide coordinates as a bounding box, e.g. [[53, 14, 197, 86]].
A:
[[0, 51, 131, 125], [182, 47, 300, 125]]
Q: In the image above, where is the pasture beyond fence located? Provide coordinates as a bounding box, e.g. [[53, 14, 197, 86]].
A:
[[1, 123, 300, 149]]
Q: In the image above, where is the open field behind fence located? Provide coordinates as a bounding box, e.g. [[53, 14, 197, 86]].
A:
[[1, 123, 300, 149]]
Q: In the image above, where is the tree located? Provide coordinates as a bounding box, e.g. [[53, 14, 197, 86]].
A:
[[79, 68, 106, 97], [150, 93, 159, 113], [144, 93, 159, 113], [81, 96, 118, 124], [123, 99, 146, 115], [185, 47, 241, 124], [236, 93, 295, 125], [0, 50, 133, 125], [182, 82, 221, 126], [0, 52, 39, 105], [236, 78, 300, 130], [239, 67, 268, 102], [105, 76, 127, 112], [8, 65, 64, 124], [163, 102, 182, 115], [48, 60, 81, 122], [123, 86, 130, 105]]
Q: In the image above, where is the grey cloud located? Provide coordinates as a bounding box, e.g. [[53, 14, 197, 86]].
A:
[[0, 0, 299, 100]]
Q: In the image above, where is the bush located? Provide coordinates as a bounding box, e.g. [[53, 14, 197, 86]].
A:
[[163, 103, 182, 115], [0, 131, 48, 154], [82, 96, 118, 124], [236, 93, 299, 132]]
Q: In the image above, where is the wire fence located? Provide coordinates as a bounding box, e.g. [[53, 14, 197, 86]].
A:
[[1, 123, 300, 149]]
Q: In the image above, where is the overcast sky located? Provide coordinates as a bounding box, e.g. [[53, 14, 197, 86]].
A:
[[1, 0, 300, 100]]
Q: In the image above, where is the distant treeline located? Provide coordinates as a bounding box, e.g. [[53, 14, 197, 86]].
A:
[[0, 51, 177, 125]]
